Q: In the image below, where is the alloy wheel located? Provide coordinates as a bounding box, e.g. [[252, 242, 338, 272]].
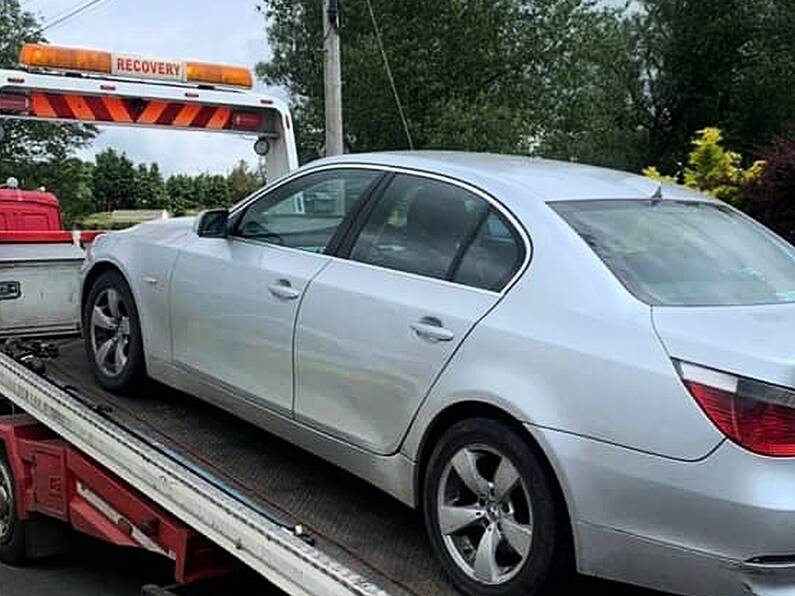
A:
[[90, 288, 132, 377], [437, 444, 534, 585]]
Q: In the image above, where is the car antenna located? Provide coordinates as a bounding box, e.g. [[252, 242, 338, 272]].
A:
[[650, 185, 664, 205]]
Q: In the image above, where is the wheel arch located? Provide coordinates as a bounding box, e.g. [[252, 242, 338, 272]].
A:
[[413, 400, 576, 559], [81, 260, 134, 320], [0, 426, 28, 523]]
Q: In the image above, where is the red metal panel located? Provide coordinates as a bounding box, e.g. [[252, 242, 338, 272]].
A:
[[69, 498, 138, 547], [0, 415, 57, 521], [1, 416, 237, 582], [0, 230, 101, 244], [0, 189, 62, 232], [30, 445, 68, 519]]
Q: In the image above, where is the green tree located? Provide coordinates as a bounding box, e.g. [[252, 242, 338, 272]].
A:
[[227, 160, 263, 202], [206, 174, 232, 207], [92, 149, 137, 212], [132, 163, 167, 209], [634, 0, 795, 171], [644, 127, 764, 206], [256, 0, 639, 169], [192, 174, 210, 209], [0, 0, 96, 174], [165, 174, 195, 215], [9, 157, 94, 225]]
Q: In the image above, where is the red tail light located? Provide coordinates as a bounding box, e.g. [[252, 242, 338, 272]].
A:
[[230, 110, 262, 131], [677, 360, 795, 457], [0, 92, 29, 113]]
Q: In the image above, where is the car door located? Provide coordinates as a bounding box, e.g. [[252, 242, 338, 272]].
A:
[[294, 172, 528, 454], [169, 167, 383, 416]]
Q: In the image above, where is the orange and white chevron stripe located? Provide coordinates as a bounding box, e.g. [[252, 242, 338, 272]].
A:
[[28, 92, 263, 132]]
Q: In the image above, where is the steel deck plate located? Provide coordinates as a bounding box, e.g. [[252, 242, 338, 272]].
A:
[[46, 339, 457, 596]]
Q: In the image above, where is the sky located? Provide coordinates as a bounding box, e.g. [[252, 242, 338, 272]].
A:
[[23, 0, 283, 175], [22, 1, 631, 176]]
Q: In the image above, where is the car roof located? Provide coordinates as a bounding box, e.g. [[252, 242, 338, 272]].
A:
[[310, 151, 708, 203]]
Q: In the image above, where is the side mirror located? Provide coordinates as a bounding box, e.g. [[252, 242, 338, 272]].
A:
[[195, 209, 229, 238]]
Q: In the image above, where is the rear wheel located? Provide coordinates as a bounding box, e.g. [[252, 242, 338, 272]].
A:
[[83, 270, 146, 392], [423, 418, 570, 596], [0, 453, 26, 565]]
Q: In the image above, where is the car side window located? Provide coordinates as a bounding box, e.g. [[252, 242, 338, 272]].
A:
[[235, 169, 380, 253], [349, 174, 489, 281], [452, 210, 524, 291]]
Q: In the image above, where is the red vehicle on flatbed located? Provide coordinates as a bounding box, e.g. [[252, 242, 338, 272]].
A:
[[0, 184, 62, 232], [0, 180, 101, 337]]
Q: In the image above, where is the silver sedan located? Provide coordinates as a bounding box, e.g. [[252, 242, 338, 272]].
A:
[[81, 152, 795, 596]]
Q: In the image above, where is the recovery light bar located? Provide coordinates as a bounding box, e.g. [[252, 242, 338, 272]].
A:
[[19, 43, 253, 90]]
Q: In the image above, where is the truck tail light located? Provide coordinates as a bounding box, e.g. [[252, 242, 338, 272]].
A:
[[0, 92, 29, 113], [230, 110, 263, 131], [676, 360, 795, 457]]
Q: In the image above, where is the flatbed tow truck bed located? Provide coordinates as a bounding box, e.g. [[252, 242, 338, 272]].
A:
[[0, 337, 658, 596], [20, 338, 458, 596]]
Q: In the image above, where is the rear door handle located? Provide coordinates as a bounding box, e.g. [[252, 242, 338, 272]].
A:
[[268, 280, 301, 301], [410, 317, 455, 342]]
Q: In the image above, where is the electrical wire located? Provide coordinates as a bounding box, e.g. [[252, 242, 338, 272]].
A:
[[40, 0, 112, 32], [363, 0, 414, 150]]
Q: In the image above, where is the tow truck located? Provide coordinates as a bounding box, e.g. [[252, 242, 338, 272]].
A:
[[0, 43, 458, 596]]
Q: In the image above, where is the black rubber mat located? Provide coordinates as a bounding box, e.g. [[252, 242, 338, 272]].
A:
[[45, 339, 665, 596]]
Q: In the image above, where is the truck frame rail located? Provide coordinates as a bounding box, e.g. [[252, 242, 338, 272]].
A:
[[0, 351, 389, 596]]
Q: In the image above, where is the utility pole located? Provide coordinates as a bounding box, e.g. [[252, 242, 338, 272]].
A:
[[323, 0, 344, 156]]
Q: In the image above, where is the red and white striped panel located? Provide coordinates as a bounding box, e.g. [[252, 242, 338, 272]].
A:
[[29, 92, 263, 132]]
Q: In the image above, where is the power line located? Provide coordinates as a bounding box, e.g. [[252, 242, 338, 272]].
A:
[[40, 0, 86, 23], [41, 0, 112, 32], [363, 0, 413, 150], [42, 0, 109, 31]]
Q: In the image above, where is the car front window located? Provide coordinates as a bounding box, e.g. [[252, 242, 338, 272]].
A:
[[235, 169, 380, 253], [551, 199, 795, 307]]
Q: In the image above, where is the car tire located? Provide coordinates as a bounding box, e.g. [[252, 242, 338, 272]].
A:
[[0, 453, 27, 566], [83, 270, 146, 393], [423, 417, 571, 596]]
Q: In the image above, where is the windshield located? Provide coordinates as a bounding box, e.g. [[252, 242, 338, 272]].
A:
[[551, 199, 795, 307]]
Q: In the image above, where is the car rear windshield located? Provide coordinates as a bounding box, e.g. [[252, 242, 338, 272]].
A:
[[551, 199, 795, 306]]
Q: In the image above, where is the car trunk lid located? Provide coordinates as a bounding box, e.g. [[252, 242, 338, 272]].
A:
[[653, 303, 795, 388]]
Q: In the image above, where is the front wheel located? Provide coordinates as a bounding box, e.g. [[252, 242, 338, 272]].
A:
[[83, 270, 146, 392], [423, 418, 571, 596], [0, 453, 26, 565]]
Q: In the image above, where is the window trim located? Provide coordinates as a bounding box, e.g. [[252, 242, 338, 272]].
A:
[[449, 208, 526, 292], [445, 206, 491, 281], [228, 167, 386, 255], [229, 163, 532, 295]]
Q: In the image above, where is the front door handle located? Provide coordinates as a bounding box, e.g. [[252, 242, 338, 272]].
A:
[[410, 317, 455, 342], [268, 280, 301, 301]]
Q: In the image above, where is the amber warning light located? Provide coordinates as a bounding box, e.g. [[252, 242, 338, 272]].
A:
[[18, 44, 253, 90]]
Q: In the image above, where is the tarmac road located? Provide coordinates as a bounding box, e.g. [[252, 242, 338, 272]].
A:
[[0, 544, 173, 596], [0, 541, 279, 596]]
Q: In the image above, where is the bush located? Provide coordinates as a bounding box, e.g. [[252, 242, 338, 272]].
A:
[[743, 136, 795, 244], [644, 127, 763, 206]]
